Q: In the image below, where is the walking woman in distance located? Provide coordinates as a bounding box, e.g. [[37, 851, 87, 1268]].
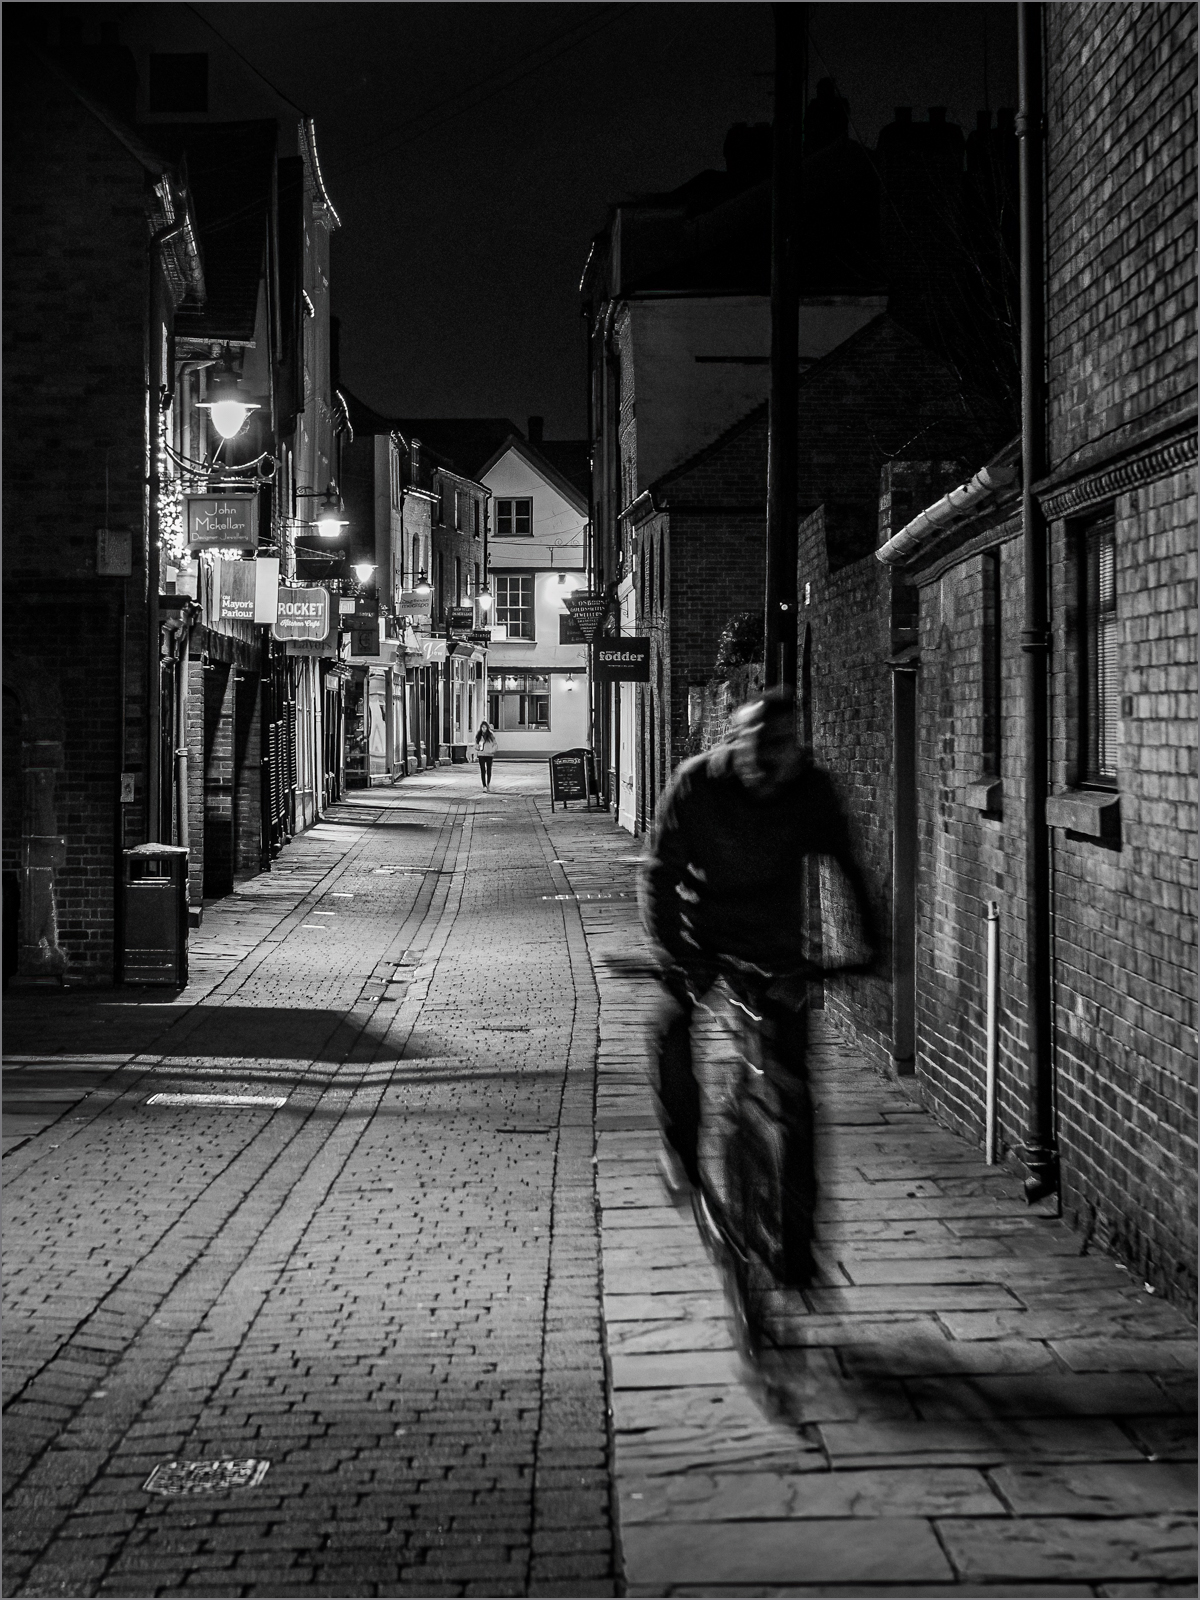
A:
[[475, 720, 497, 789]]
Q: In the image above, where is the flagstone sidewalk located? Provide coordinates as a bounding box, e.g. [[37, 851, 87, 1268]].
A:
[[539, 797, 1198, 1599]]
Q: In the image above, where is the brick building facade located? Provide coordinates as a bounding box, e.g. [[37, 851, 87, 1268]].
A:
[[865, 4, 1197, 1309]]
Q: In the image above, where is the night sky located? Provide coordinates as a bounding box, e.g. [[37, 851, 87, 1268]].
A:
[[194, 3, 1018, 441]]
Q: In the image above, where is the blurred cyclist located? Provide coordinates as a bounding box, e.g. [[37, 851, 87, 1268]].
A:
[[638, 686, 880, 1279]]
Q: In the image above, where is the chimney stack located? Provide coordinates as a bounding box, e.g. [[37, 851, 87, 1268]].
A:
[[527, 415, 544, 445]]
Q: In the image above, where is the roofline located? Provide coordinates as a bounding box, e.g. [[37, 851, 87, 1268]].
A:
[[476, 433, 589, 514], [876, 438, 1022, 566], [301, 116, 340, 229]]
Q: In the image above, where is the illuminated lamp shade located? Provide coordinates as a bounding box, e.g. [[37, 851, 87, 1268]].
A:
[[476, 585, 493, 611], [197, 367, 259, 440], [315, 483, 348, 538], [414, 569, 432, 595], [352, 561, 376, 584]]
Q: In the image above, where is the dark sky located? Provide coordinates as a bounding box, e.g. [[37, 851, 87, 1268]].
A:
[[195, 4, 1018, 440]]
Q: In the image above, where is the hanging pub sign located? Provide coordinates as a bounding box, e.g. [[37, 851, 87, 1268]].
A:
[[273, 587, 331, 643], [214, 556, 278, 625], [562, 590, 611, 643], [446, 605, 474, 633], [400, 589, 433, 617], [596, 637, 651, 681], [185, 491, 259, 552]]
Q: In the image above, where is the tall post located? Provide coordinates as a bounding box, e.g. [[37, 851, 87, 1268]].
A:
[[1017, 0, 1056, 1202], [764, 2, 805, 689]]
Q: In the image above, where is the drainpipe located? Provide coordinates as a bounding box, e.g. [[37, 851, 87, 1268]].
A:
[[1017, 1, 1056, 1203], [985, 899, 1000, 1162], [764, 2, 805, 691], [145, 218, 183, 844]]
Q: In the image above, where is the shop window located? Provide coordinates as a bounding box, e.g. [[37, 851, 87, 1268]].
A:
[[1079, 514, 1119, 785], [495, 498, 532, 537], [489, 673, 550, 731], [981, 549, 1002, 776], [494, 573, 534, 639]]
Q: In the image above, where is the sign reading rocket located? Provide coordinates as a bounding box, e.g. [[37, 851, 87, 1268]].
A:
[[273, 587, 331, 642]]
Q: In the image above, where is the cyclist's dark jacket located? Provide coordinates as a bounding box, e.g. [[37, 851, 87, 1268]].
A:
[[640, 744, 878, 971]]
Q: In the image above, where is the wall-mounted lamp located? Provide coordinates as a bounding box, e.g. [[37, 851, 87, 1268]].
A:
[[196, 362, 260, 440], [476, 584, 493, 611], [315, 483, 348, 537], [414, 568, 432, 596], [353, 561, 377, 585], [564, 672, 576, 691]]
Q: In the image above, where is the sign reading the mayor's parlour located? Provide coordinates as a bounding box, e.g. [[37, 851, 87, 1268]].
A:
[[273, 587, 331, 642], [185, 492, 259, 552], [596, 637, 651, 682]]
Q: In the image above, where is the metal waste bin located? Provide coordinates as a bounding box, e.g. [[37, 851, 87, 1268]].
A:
[[119, 844, 189, 986]]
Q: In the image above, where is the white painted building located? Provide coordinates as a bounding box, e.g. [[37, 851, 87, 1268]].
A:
[[477, 434, 590, 759]]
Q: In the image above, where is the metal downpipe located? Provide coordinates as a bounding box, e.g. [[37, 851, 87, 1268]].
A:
[[1017, 0, 1057, 1203]]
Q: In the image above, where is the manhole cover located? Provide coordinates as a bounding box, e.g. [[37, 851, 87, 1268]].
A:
[[144, 1458, 270, 1496], [146, 1094, 287, 1108]]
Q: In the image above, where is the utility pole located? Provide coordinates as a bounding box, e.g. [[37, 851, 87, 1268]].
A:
[[764, 2, 805, 690]]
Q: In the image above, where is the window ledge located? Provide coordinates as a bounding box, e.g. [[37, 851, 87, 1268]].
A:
[[961, 778, 1002, 815], [1045, 789, 1121, 840]]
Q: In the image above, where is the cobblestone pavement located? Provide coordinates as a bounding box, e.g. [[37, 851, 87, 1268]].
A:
[[537, 801, 1197, 1600], [4, 765, 1196, 1598], [4, 769, 611, 1598]]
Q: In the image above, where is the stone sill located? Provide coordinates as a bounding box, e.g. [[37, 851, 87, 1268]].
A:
[[961, 778, 1003, 816], [1045, 788, 1121, 840]]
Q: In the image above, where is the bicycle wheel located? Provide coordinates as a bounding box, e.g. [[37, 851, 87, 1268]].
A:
[[777, 1074, 818, 1287]]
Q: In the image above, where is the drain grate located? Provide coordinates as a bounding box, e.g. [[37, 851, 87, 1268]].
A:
[[146, 1093, 287, 1108], [144, 1458, 270, 1496]]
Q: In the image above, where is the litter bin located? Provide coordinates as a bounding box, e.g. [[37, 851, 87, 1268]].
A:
[[119, 844, 189, 986]]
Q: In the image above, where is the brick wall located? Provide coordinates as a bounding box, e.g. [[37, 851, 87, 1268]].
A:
[[204, 662, 236, 898], [234, 672, 263, 874], [1046, 469, 1197, 1307], [2, 46, 153, 980], [911, 531, 1029, 1158], [1045, 4, 1198, 470]]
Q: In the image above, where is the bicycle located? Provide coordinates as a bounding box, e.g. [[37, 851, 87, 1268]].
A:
[[604, 948, 870, 1362]]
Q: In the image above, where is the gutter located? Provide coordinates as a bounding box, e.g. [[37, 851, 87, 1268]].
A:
[[876, 439, 1021, 566], [618, 489, 658, 524]]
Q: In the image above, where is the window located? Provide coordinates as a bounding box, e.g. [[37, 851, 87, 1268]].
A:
[[455, 489, 464, 530], [488, 672, 550, 731], [981, 550, 1002, 776], [494, 573, 534, 639], [473, 499, 481, 537], [436, 552, 445, 618], [455, 557, 462, 604], [148, 53, 208, 113], [474, 562, 481, 596], [411, 535, 421, 584], [1079, 515, 1119, 785], [390, 447, 402, 510], [495, 498, 532, 537]]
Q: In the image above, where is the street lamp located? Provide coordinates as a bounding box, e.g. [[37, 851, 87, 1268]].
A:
[[196, 362, 259, 441], [476, 583, 492, 612], [414, 568, 432, 596], [315, 483, 348, 538], [352, 561, 376, 585]]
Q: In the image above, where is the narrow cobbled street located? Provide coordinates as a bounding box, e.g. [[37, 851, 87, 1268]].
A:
[[4, 767, 1196, 1598]]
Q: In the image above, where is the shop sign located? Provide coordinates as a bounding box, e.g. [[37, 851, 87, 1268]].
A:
[[185, 492, 258, 552], [273, 586, 331, 642], [350, 620, 380, 657], [467, 629, 491, 645], [446, 605, 473, 632], [215, 556, 279, 625], [562, 590, 611, 642], [549, 747, 597, 812], [400, 589, 432, 617], [596, 637, 651, 681]]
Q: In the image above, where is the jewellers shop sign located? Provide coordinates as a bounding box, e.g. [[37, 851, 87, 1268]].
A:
[[185, 491, 259, 552], [273, 587, 331, 643]]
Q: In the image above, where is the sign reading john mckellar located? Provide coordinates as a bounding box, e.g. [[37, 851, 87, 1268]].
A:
[[185, 493, 259, 551], [273, 587, 331, 642]]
